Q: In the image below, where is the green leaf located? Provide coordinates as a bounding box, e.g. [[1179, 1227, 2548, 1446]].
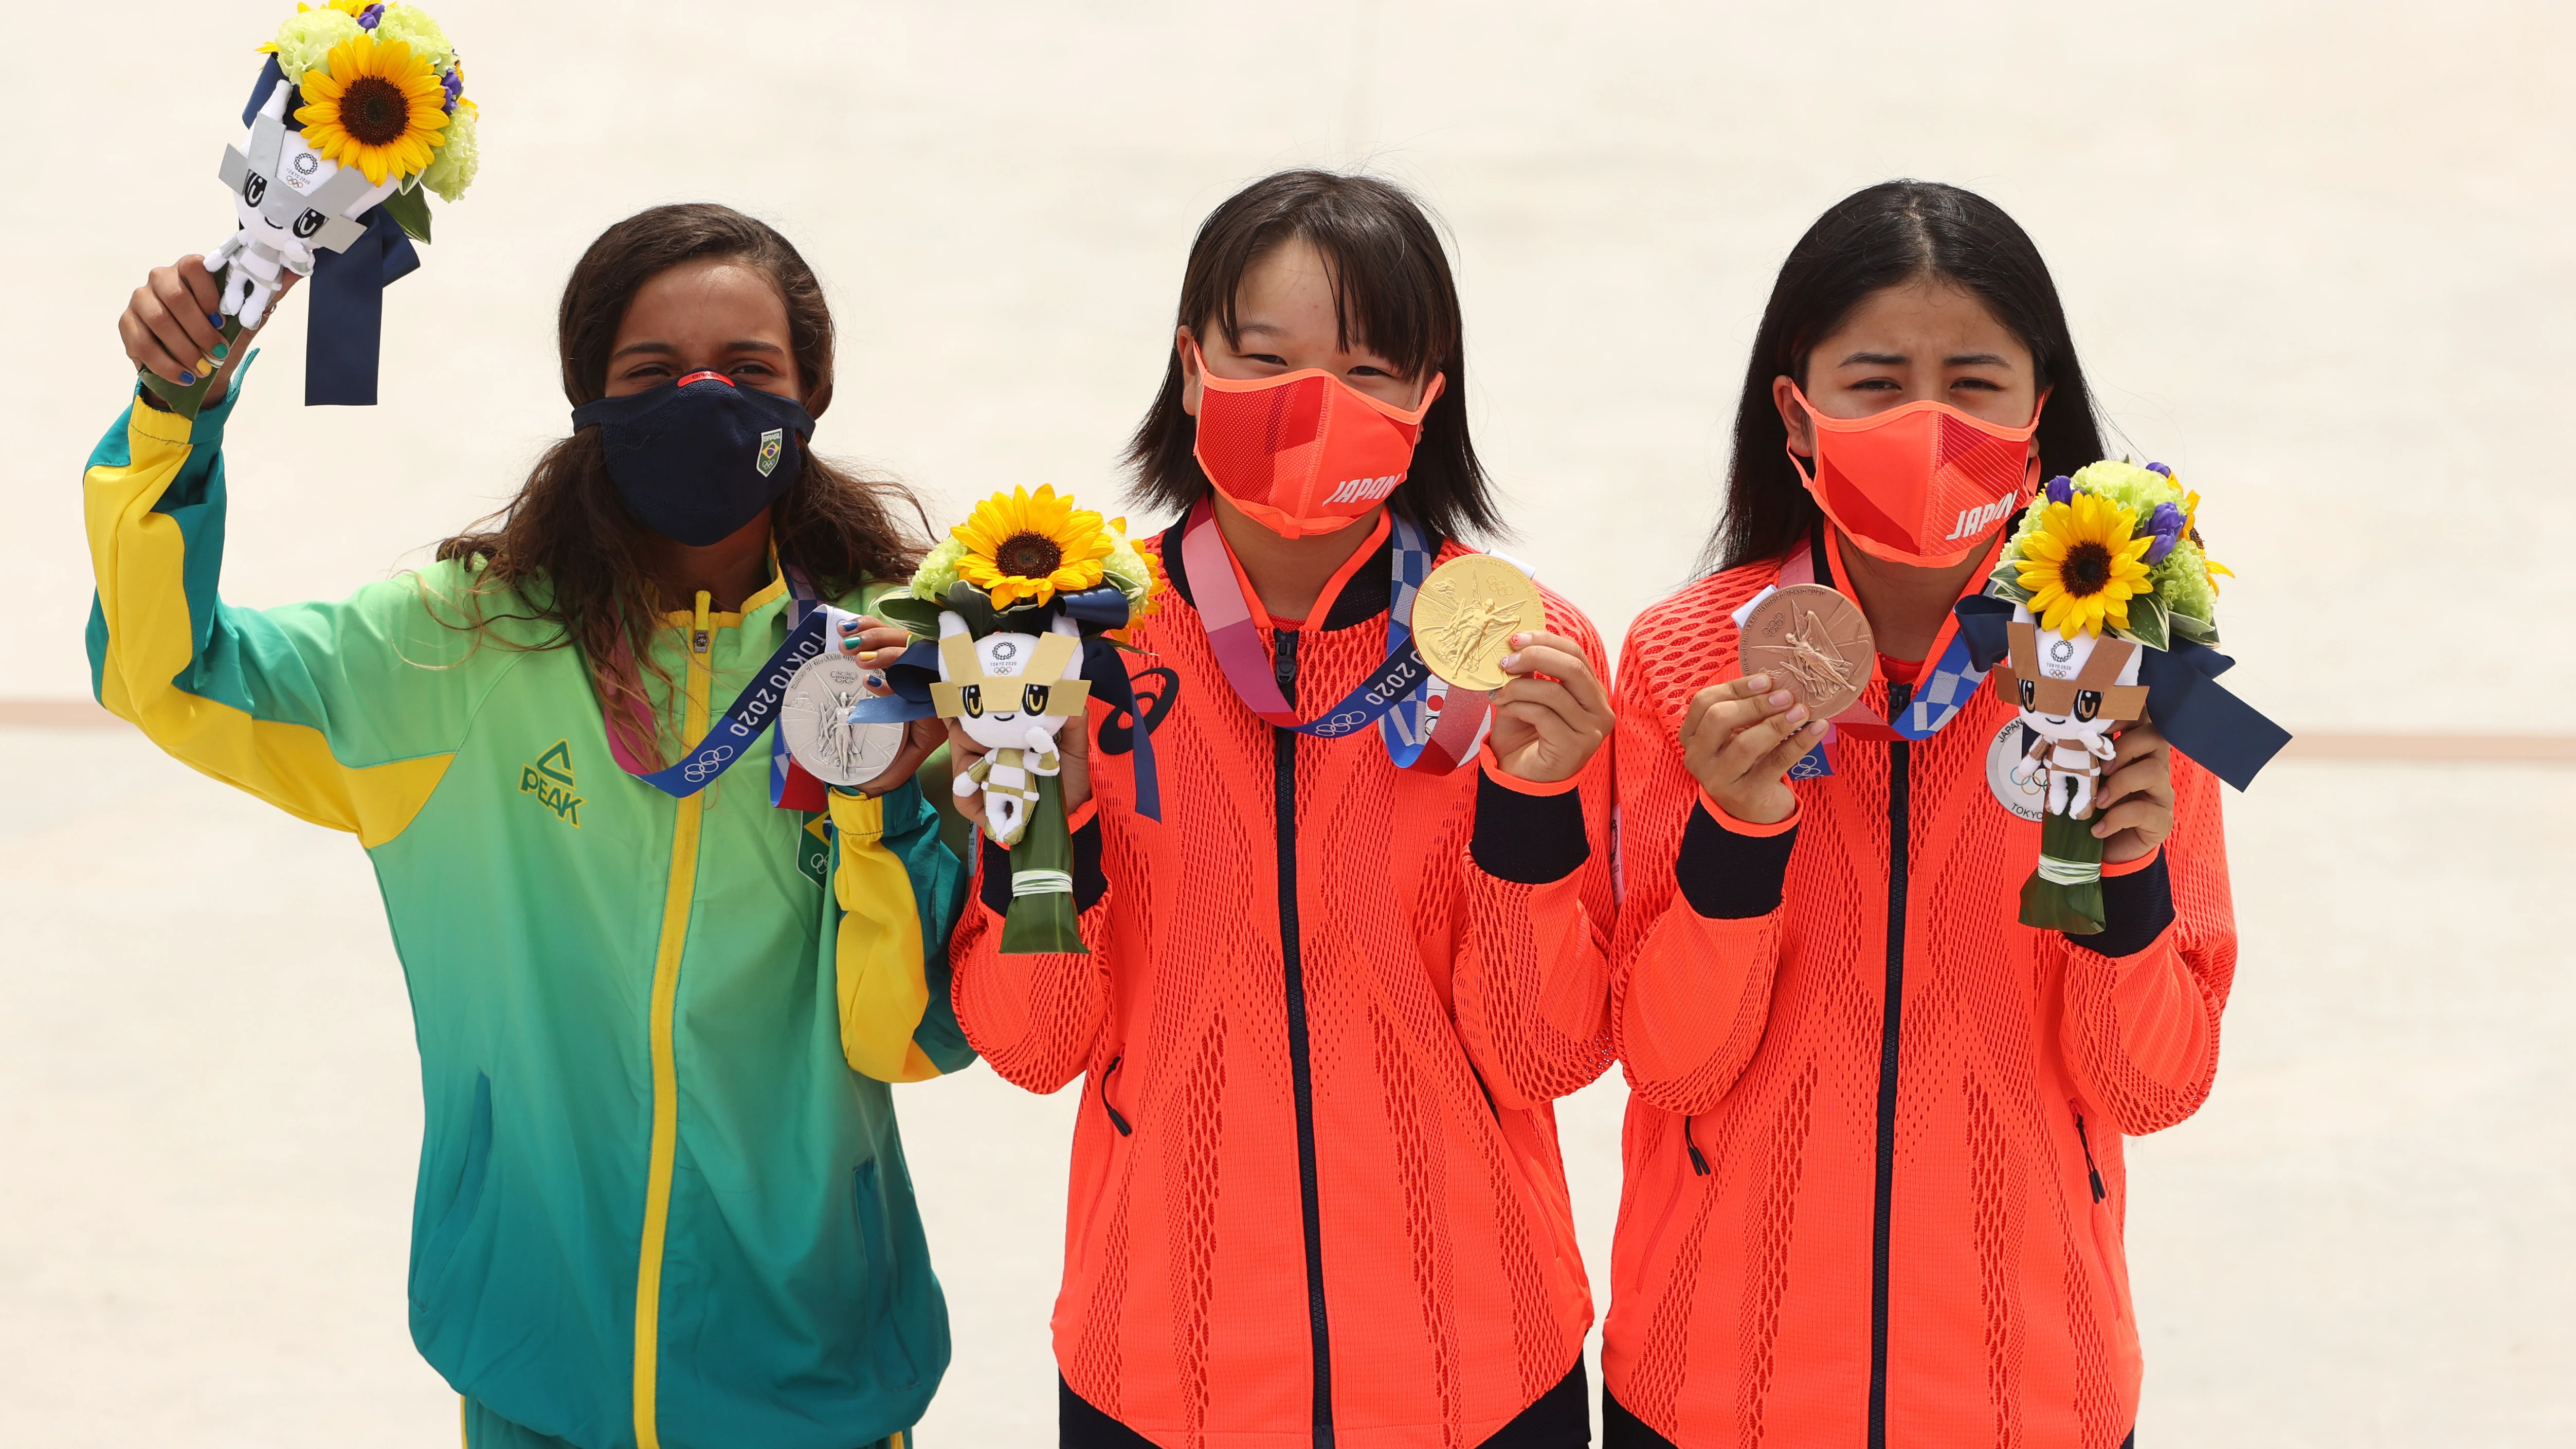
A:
[[943, 582, 1047, 635], [2168, 610, 2222, 647], [873, 594, 942, 637], [382, 186, 433, 244], [2118, 593, 2171, 651]]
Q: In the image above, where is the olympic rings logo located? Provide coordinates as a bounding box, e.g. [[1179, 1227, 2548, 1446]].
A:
[[681, 744, 737, 783], [1311, 710, 1370, 737]]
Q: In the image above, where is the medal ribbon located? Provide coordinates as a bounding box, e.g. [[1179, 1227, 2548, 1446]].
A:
[[1179, 499, 1488, 772], [601, 564, 860, 802], [1746, 527, 2004, 778]]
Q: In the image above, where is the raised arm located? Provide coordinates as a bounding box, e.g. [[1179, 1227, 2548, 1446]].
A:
[[1446, 600, 1617, 1109], [87, 261, 484, 846], [1611, 610, 1822, 1117], [947, 711, 1116, 1093]]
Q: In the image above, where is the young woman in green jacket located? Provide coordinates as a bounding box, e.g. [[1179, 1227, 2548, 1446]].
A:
[[95, 202, 963, 1449]]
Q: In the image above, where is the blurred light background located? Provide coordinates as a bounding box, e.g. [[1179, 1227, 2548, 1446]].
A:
[[3, 3, 2569, 1445]]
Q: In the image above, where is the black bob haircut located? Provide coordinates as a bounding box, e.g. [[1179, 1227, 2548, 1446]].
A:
[[1705, 180, 2110, 574], [1124, 170, 1500, 543]]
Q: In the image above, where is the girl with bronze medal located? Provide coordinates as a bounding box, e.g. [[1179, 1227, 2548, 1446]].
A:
[[1601, 183, 2241, 1448], [943, 171, 1617, 1449]]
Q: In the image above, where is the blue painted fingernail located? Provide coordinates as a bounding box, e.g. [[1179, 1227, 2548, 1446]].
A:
[[209, 312, 225, 328], [212, 342, 229, 360], [178, 370, 196, 385]]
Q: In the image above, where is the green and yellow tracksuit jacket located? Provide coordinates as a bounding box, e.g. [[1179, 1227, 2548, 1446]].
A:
[[82, 373, 973, 1449]]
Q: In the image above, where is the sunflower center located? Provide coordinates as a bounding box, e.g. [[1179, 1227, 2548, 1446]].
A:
[[2060, 540, 2113, 597], [341, 76, 411, 146], [994, 532, 1065, 579]]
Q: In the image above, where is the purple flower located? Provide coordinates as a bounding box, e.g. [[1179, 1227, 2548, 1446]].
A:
[[357, 4, 385, 28], [2045, 475, 2074, 506], [2144, 461, 2173, 478], [2142, 501, 2186, 563], [442, 67, 464, 112]]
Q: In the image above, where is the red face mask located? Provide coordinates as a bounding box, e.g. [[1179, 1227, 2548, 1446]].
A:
[[1786, 383, 2046, 566], [1188, 337, 1447, 539]]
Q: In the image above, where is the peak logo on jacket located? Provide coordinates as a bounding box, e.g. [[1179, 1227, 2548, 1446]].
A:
[[519, 740, 584, 827]]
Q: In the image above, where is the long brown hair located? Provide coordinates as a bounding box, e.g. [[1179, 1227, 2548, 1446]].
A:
[[434, 203, 927, 765]]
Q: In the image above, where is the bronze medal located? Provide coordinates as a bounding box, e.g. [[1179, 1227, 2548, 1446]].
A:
[[1413, 554, 1544, 692], [1737, 584, 1873, 719]]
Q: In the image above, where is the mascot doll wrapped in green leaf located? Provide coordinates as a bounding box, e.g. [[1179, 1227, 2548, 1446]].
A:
[[1958, 460, 2289, 933], [147, 1, 480, 416], [868, 486, 1165, 954]]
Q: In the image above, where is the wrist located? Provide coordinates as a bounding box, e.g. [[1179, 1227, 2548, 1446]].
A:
[[1701, 781, 1793, 827]]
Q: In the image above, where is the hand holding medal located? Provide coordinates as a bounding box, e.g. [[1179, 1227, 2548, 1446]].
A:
[[1413, 555, 1612, 785], [1689, 581, 1869, 825]]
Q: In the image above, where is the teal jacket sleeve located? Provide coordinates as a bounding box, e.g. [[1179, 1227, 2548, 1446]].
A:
[[83, 367, 491, 846], [824, 777, 976, 1080]]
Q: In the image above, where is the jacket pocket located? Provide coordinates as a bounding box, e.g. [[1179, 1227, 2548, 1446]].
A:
[[412, 1072, 493, 1306], [1098, 1053, 1134, 1136], [2071, 1102, 2134, 1324]]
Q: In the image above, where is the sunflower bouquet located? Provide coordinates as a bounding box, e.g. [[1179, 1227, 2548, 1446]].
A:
[[1965, 460, 2281, 933], [871, 487, 1165, 954], [1993, 461, 2226, 651], [144, 1, 478, 416]]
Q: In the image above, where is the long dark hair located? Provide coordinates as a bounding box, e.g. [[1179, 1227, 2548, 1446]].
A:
[[434, 203, 927, 765], [1704, 180, 2108, 573], [1124, 169, 1500, 542]]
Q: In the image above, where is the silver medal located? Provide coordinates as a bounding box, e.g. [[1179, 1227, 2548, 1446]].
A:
[[780, 654, 906, 788], [1984, 718, 2045, 823]]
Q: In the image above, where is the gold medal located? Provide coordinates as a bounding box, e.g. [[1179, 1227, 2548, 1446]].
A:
[[1738, 584, 1873, 719], [1412, 554, 1544, 692]]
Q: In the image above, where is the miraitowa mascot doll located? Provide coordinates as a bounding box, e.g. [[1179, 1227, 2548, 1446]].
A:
[[856, 486, 1171, 954], [1956, 461, 2291, 934], [144, 3, 478, 418], [935, 614, 1089, 848]]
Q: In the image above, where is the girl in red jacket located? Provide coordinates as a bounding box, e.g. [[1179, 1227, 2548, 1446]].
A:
[[948, 171, 1620, 1448], [1605, 182, 2235, 1448]]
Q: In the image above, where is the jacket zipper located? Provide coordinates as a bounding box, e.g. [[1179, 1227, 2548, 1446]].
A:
[[632, 591, 717, 1449], [1273, 627, 1335, 1449], [1865, 680, 1912, 1449]]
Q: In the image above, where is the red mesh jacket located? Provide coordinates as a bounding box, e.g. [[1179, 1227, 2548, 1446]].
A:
[[1603, 558, 2237, 1449], [952, 520, 1617, 1449]]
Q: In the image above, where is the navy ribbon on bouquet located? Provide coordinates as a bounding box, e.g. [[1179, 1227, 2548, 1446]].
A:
[[239, 57, 421, 407], [1954, 593, 2292, 791]]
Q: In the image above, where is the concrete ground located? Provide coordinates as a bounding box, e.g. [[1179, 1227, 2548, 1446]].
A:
[[4, 1, 2571, 1444]]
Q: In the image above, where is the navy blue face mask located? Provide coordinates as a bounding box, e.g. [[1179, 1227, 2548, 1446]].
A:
[[571, 371, 817, 547]]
